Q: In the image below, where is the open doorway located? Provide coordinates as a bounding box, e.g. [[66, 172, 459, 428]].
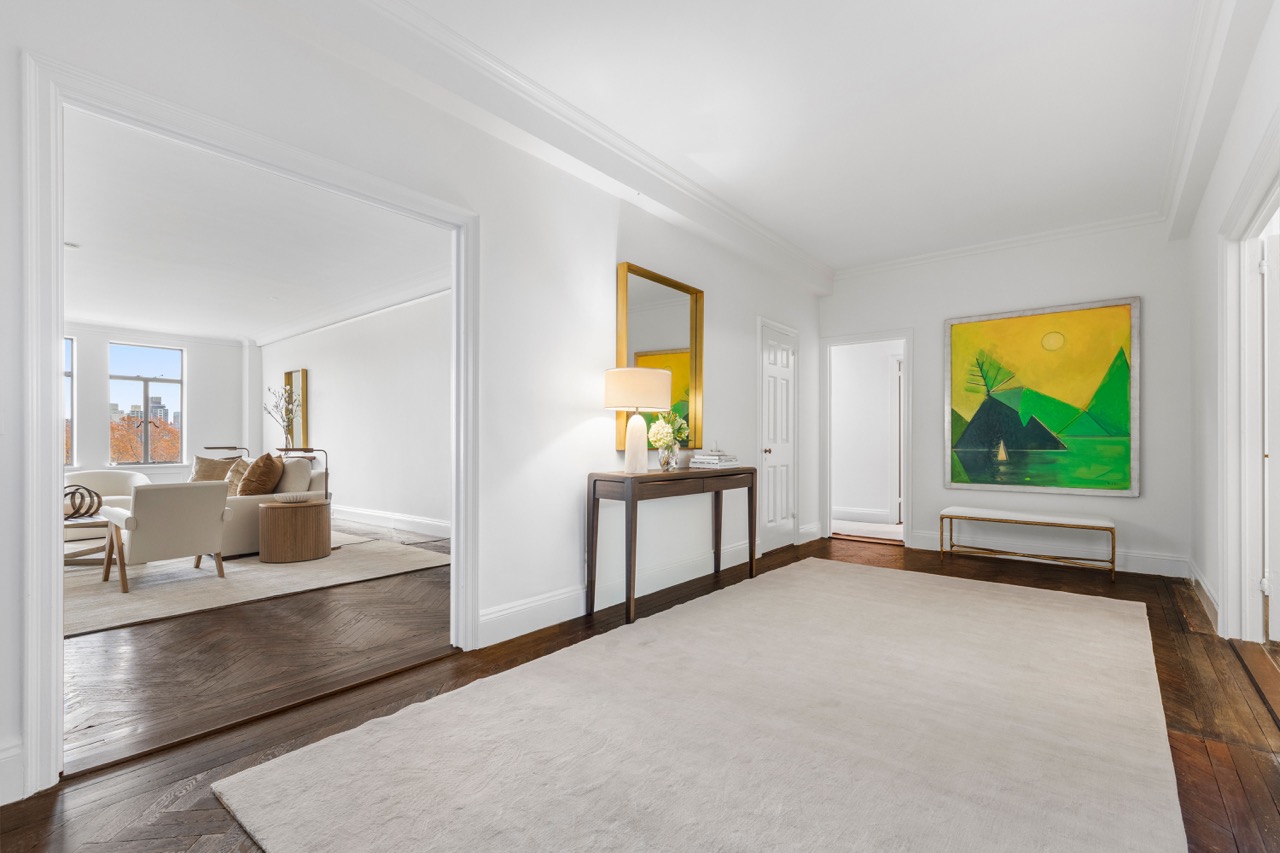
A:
[[57, 106, 458, 773], [827, 337, 907, 545]]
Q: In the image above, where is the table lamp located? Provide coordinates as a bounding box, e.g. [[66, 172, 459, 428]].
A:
[[604, 367, 672, 474]]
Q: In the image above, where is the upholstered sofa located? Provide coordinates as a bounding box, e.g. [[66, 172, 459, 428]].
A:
[[66, 458, 327, 558], [221, 457, 327, 557]]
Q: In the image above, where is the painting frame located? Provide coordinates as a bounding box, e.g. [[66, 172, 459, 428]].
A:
[[944, 297, 1140, 497]]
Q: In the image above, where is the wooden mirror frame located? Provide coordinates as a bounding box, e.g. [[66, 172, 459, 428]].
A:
[[616, 262, 704, 450], [284, 368, 308, 448]]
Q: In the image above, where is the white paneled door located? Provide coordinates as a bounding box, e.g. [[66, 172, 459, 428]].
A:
[[760, 321, 798, 553]]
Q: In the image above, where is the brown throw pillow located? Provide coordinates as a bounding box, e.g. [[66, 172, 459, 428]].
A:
[[189, 455, 240, 483], [238, 453, 285, 496], [224, 457, 251, 494]]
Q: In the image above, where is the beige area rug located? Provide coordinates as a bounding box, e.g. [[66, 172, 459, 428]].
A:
[[213, 559, 1185, 852], [64, 538, 449, 637]]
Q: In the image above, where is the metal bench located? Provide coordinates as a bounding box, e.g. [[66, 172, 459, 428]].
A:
[[939, 505, 1116, 581]]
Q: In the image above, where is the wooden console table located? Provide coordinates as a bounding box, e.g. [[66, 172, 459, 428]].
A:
[[586, 467, 757, 624]]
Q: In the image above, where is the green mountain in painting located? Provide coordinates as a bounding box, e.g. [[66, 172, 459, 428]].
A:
[[954, 397, 1066, 452], [950, 347, 1131, 490], [1083, 349, 1130, 436]]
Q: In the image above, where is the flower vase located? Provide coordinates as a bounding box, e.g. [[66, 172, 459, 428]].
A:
[[658, 444, 678, 471]]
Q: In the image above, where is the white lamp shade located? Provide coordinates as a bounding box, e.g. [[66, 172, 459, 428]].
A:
[[604, 367, 671, 412]]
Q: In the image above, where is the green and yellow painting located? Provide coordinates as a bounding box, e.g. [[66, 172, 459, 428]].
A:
[[947, 299, 1138, 495]]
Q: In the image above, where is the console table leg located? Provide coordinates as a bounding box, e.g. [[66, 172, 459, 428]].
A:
[[586, 495, 599, 616], [712, 490, 723, 574], [747, 479, 757, 578], [624, 496, 638, 624]]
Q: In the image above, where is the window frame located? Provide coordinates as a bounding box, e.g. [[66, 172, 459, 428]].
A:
[[108, 342, 186, 466]]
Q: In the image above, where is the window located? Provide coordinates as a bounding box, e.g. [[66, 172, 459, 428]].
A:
[[63, 337, 74, 465], [109, 343, 183, 464]]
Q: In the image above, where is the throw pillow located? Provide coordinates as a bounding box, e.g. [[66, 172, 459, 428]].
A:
[[238, 453, 285, 496], [277, 457, 313, 493], [189, 455, 240, 483], [224, 457, 251, 494]]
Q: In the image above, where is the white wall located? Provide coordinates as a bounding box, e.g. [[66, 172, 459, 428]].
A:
[[830, 339, 904, 524], [259, 295, 452, 537], [0, 1, 826, 801], [821, 224, 1193, 576], [64, 323, 245, 484], [1186, 1, 1280, 635]]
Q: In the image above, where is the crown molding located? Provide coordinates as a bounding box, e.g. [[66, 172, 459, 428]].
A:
[[833, 210, 1165, 282], [1165, 0, 1276, 239], [245, 0, 832, 288], [362, 0, 832, 283]]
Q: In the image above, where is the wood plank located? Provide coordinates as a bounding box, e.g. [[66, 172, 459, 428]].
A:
[[5, 538, 1280, 852]]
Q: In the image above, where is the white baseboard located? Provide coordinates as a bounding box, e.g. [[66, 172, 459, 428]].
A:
[[478, 542, 752, 646], [478, 584, 584, 647], [0, 740, 24, 805], [832, 506, 896, 524], [798, 523, 821, 543], [910, 528, 1191, 578], [331, 505, 450, 540], [1188, 558, 1220, 629]]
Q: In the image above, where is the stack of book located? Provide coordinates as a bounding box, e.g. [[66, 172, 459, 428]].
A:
[[689, 450, 739, 469]]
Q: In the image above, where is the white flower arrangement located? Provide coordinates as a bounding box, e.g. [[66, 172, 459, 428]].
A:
[[647, 419, 675, 449]]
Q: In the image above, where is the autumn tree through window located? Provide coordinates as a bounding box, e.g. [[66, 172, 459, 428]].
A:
[[109, 343, 183, 465]]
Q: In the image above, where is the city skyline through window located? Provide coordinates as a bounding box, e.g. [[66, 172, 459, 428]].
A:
[[109, 343, 184, 464]]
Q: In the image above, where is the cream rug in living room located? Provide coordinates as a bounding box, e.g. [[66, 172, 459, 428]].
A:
[[64, 537, 449, 637], [213, 558, 1185, 853]]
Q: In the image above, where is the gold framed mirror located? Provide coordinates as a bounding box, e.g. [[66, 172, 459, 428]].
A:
[[616, 262, 704, 450], [284, 368, 308, 448]]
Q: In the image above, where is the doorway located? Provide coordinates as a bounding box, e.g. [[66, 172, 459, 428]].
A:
[[23, 57, 479, 791], [827, 337, 907, 544]]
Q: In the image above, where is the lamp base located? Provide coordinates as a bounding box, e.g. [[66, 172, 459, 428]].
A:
[[623, 412, 649, 474]]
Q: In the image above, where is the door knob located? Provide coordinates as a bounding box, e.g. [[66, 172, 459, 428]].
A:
[[763, 448, 772, 454]]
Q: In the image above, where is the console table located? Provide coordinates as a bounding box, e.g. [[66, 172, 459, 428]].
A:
[[586, 467, 757, 624]]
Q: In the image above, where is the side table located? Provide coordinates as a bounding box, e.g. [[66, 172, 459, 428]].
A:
[[259, 500, 332, 563]]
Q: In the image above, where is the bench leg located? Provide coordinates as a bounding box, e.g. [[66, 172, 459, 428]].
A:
[[1110, 529, 1116, 583]]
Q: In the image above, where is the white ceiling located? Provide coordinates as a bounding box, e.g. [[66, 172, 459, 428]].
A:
[[63, 108, 453, 344], [411, 0, 1204, 272]]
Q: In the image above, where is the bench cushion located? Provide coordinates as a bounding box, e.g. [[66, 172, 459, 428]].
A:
[[940, 506, 1114, 530]]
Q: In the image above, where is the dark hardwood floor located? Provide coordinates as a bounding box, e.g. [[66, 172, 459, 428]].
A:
[[62, 524, 453, 776], [6, 539, 1278, 851]]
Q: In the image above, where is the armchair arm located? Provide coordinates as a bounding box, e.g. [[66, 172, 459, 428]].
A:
[[100, 505, 136, 531], [221, 506, 234, 522]]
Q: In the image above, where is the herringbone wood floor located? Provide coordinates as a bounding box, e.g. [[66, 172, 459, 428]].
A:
[[63, 526, 453, 776], [5, 540, 1279, 851]]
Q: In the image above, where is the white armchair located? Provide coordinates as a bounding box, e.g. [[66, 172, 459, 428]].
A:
[[64, 469, 151, 544], [100, 482, 234, 593]]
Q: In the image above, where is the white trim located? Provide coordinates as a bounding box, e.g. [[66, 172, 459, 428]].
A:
[[798, 522, 821, 543], [834, 212, 1162, 281], [478, 585, 585, 647], [64, 320, 246, 349], [1219, 114, 1280, 642], [832, 506, 897, 524], [480, 542, 754, 646], [1189, 558, 1221, 632], [262, 289, 452, 347], [819, 330, 914, 546], [0, 740, 24, 805], [331, 505, 451, 540], [757, 318, 800, 553], [19, 54, 482, 802], [918, 528, 1191, 578]]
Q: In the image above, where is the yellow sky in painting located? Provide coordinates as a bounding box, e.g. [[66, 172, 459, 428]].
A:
[[950, 304, 1130, 420]]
